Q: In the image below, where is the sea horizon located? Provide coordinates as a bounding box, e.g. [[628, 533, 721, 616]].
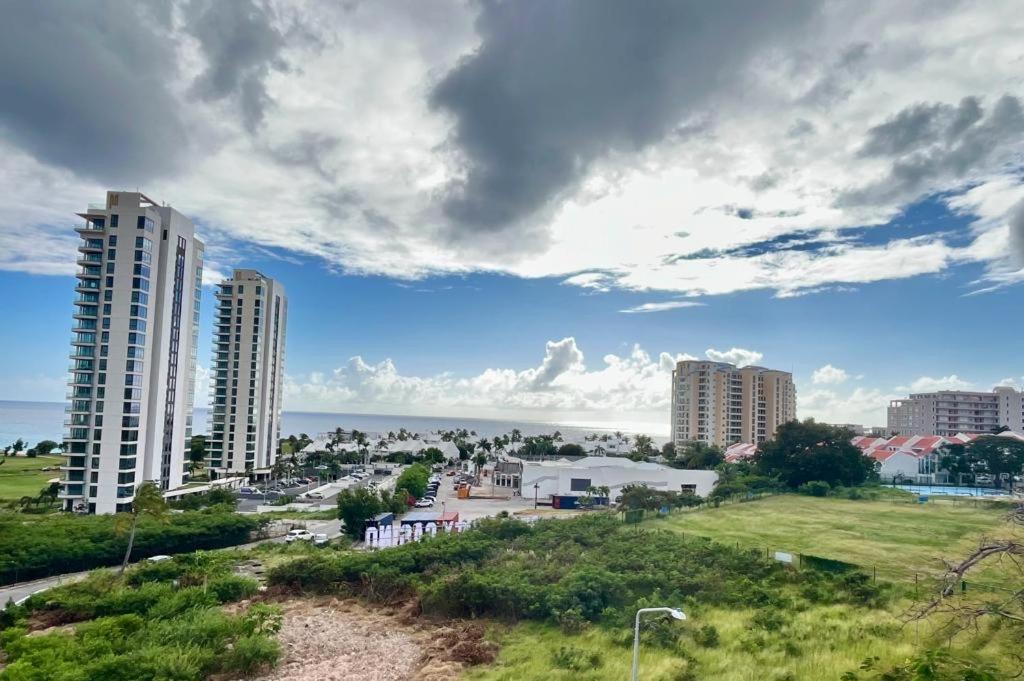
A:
[[0, 399, 669, 448]]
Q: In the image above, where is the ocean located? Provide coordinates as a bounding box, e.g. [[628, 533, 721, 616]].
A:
[[0, 400, 668, 448]]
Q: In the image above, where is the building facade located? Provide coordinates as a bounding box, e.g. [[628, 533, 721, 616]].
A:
[[63, 191, 204, 514], [886, 387, 1024, 436], [207, 270, 287, 475], [671, 360, 796, 447]]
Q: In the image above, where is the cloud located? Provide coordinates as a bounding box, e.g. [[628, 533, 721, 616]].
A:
[[1010, 198, 1024, 266], [185, 0, 294, 132], [284, 338, 694, 423], [704, 347, 763, 367], [903, 375, 974, 392], [2, 0, 1024, 301], [799, 386, 897, 426], [0, 0, 190, 185], [812, 364, 849, 384], [429, 0, 817, 235], [620, 301, 705, 314], [843, 95, 1024, 206]]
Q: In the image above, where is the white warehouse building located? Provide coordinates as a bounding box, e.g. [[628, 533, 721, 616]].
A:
[[512, 456, 718, 501]]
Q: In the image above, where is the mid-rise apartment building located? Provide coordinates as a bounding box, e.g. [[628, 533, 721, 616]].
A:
[[63, 191, 204, 514], [671, 360, 796, 448], [207, 270, 287, 474], [887, 387, 1024, 436]]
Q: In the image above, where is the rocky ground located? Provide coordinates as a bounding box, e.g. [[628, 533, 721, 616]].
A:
[[243, 597, 498, 681]]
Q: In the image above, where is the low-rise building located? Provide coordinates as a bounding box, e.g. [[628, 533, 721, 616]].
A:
[[515, 456, 718, 502]]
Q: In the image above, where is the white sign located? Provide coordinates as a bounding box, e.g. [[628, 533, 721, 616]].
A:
[[773, 551, 794, 564], [365, 520, 470, 549]]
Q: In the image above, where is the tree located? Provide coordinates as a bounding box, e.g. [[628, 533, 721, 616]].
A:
[[938, 443, 976, 483], [510, 428, 522, 443], [394, 463, 430, 499], [631, 434, 654, 459], [337, 486, 384, 539], [673, 441, 724, 470], [661, 442, 676, 460], [617, 484, 662, 511], [473, 451, 488, 476], [114, 481, 169, 573], [753, 420, 875, 488], [188, 435, 207, 475], [34, 440, 59, 456], [557, 443, 585, 458], [962, 436, 1024, 488]]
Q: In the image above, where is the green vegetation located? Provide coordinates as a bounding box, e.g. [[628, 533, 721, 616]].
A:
[[336, 485, 406, 539], [0, 510, 260, 585], [754, 420, 876, 488], [0, 455, 63, 503], [393, 462, 430, 499], [660, 494, 1012, 582], [0, 555, 280, 680], [939, 435, 1024, 488]]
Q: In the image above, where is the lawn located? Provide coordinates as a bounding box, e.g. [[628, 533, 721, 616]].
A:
[[658, 494, 1014, 582], [0, 455, 63, 502]]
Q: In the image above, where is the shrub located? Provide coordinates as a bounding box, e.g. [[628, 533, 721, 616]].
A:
[[551, 645, 603, 671], [221, 634, 281, 675], [798, 480, 831, 497], [693, 623, 720, 648], [206, 575, 259, 603]]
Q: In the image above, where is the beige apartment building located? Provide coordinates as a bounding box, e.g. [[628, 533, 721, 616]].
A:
[[207, 270, 287, 475], [63, 191, 204, 514], [886, 386, 1024, 436], [671, 360, 796, 448]]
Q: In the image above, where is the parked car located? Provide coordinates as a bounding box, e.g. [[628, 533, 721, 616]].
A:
[[284, 529, 313, 543], [146, 555, 172, 563], [303, 492, 325, 500], [315, 464, 329, 470], [312, 533, 329, 546], [415, 499, 433, 508], [239, 487, 257, 495]]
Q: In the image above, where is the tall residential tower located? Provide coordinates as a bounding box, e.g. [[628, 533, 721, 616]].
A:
[[208, 270, 287, 475], [671, 360, 796, 448], [63, 191, 204, 514]]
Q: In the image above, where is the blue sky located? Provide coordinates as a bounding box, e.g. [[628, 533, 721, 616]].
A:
[[1, 0, 1023, 432]]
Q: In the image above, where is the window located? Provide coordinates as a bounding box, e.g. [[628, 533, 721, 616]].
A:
[[107, 248, 116, 260], [108, 235, 117, 246], [110, 214, 119, 227], [569, 478, 592, 492]]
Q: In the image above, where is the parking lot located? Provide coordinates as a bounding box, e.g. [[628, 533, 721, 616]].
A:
[[235, 466, 402, 512], [419, 469, 538, 521]]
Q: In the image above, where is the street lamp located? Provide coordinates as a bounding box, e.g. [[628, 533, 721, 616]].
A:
[[533, 482, 540, 509], [632, 607, 686, 681]]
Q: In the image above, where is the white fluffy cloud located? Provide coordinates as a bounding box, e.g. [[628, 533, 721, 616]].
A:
[[285, 338, 711, 428], [798, 386, 900, 426], [903, 375, 975, 392], [812, 364, 850, 385], [1, 1, 1023, 299], [704, 347, 763, 367]]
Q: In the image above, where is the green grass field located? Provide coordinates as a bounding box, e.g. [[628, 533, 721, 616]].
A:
[[657, 494, 1014, 582], [0, 455, 63, 502]]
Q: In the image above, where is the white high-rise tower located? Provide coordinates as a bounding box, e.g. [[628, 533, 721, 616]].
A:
[[63, 191, 204, 514], [207, 269, 287, 475]]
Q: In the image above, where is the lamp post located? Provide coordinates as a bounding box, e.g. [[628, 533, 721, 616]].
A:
[[533, 482, 539, 509], [631, 607, 686, 681]]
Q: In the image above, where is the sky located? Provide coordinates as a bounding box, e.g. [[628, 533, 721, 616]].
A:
[[1, 0, 1023, 433]]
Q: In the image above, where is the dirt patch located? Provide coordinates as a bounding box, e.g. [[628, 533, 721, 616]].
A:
[[25, 608, 86, 632], [245, 598, 497, 681]]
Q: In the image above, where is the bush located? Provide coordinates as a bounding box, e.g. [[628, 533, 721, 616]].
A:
[[0, 511, 259, 585], [693, 623, 720, 648], [221, 634, 281, 675], [798, 480, 831, 497], [206, 575, 259, 603], [551, 645, 603, 671]]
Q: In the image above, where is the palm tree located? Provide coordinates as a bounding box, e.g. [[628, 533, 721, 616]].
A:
[[115, 481, 169, 574], [511, 428, 522, 443]]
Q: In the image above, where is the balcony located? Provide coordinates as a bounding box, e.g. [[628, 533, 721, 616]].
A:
[[75, 222, 104, 233], [77, 267, 101, 279], [79, 238, 104, 251], [75, 279, 100, 291], [73, 306, 98, 319], [58, 484, 85, 498], [77, 253, 103, 265]]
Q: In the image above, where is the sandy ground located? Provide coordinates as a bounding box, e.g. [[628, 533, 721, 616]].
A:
[[245, 598, 494, 681]]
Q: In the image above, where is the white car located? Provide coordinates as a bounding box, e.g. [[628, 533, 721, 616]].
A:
[[284, 529, 313, 543], [415, 499, 433, 508], [303, 492, 325, 500], [312, 533, 329, 546], [146, 555, 172, 563]]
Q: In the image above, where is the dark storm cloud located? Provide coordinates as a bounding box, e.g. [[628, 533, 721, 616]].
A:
[[430, 0, 817, 235], [185, 0, 289, 132], [843, 95, 1024, 206], [0, 0, 187, 185]]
